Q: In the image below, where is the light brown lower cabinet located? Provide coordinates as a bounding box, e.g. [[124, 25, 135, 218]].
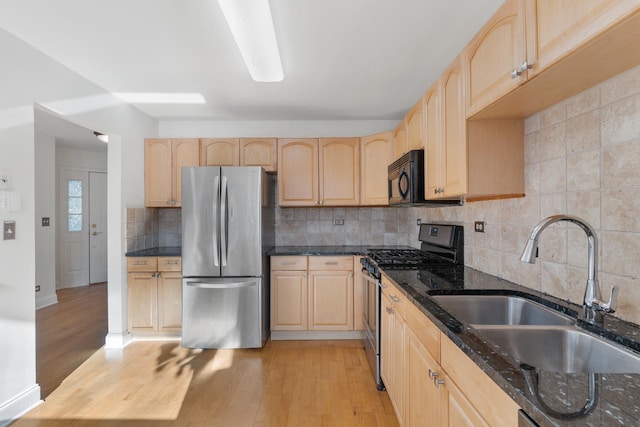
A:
[[270, 256, 359, 332], [127, 256, 182, 333], [381, 274, 520, 426]]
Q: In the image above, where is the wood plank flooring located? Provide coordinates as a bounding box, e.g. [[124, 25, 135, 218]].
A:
[[15, 340, 398, 426], [36, 283, 108, 398], [18, 283, 398, 426]]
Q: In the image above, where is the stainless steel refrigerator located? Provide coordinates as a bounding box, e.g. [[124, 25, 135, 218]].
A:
[[181, 166, 274, 349]]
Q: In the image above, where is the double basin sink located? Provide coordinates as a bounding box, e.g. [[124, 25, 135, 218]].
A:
[[431, 294, 640, 374]]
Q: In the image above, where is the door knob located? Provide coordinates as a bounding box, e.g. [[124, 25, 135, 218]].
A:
[[92, 231, 102, 236]]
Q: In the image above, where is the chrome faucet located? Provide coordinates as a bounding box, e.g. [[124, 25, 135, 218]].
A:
[[520, 215, 618, 324]]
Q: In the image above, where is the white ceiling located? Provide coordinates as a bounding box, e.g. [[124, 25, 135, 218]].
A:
[[1, 0, 503, 122], [35, 108, 107, 152]]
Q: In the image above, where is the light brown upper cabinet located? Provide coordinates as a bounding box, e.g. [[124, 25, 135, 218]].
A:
[[240, 138, 277, 172], [200, 138, 240, 166], [468, 0, 640, 118], [392, 120, 408, 161], [360, 131, 393, 206], [277, 139, 319, 206], [466, 0, 527, 117], [278, 138, 359, 206], [525, 0, 638, 78], [405, 98, 424, 152], [425, 55, 467, 200], [424, 55, 525, 202], [145, 138, 199, 207], [319, 137, 360, 206]]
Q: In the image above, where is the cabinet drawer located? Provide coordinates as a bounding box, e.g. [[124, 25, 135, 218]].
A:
[[158, 257, 182, 272], [405, 300, 441, 364], [308, 256, 353, 271], [381, 274, 406, 318], [271, 256, 307, 270], [127, 257, 158, 272]]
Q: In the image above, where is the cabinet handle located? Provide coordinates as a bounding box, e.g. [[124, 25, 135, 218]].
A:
[[133, 261, 148, 266], [434, 378, 445, 388], [325, 262, 338, 265], [510, 68, 520, 79], [386, 306, 393, 314], [156, 272, 161, 278], [314, 201, 318, 205], [429, 369, 438, 379], [390, 295, 400, 304], [320, 200, 324, 205], [348, 272, 353, 278], [303, 273, 307, 277], [282, 262, 296, 265], [518, 60, 533, 73], [166, 260, 179, 265]]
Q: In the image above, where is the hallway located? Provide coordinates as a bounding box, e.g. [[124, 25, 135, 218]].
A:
[[36, 283, 107, 398]]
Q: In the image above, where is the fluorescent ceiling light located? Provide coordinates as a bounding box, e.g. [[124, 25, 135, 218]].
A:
[[217, 0, 284, 82], [114, 93, 206, 104]]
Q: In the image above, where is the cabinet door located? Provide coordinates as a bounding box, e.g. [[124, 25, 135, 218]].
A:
[[406, 98, 424, 151], [144, 139, 173, 207], [442, 57, 468, 198], [466, 0, 526, 117], [270, 270, 308, 331], [157, 271, 182, 332], [391, 307, 406, 425], [319, 138, 360, 206], [393, 121, 408, 161], [406, 327, 445, 426], [445, 377, 490, 427], [360, 132, 392, 206], [277, 139, 319, 206], [308, 270, 354, 331], [380, 292, 393, 392], [424, 83, 444, 199], [353, 257, 364, 331], [172, 139, 200, 207], [526, 0, 637, 78], [128, 272, 158, 332], [240, 138, 277, 172], [200, 138, 239, 166]]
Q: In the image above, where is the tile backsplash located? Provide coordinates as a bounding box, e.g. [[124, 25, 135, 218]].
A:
[[125, 207, 181, 252]]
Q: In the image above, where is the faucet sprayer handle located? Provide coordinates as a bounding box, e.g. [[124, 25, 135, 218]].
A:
[[595, 286, 618, 313]]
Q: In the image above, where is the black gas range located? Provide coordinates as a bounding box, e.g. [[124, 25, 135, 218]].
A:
[[361, 223, 464, 279]]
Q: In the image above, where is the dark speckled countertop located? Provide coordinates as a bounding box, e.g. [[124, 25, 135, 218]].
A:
[[266, 245, 414, 256], [125, 246, 182, 257], [383, 268, 640, 427]]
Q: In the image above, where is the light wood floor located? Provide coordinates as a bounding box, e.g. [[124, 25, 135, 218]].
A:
[[36, 282, 108, 397], [18, 289, 398, 426]]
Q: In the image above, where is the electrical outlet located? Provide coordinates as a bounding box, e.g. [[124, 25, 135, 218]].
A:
[[42, 217, 50, 227], [333, 219, 344, 226], [35, 285, 41, 292], [474, 221, 485, 233], [417, 219, 421, 226], [3, 221, 15, 240]]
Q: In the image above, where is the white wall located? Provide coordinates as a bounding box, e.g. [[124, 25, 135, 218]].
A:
[[0, 28, 157, 423], [34, 133, 57, 309], [159, 120, 399, 138]]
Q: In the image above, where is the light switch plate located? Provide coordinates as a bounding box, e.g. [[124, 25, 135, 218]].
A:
[[474, 221, 485, 233], [4, 221, 16, 240], [42, 217, 50, 227]]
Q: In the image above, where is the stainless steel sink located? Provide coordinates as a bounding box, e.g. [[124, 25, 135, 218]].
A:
[[474, 326, 640, 374], [432, 295, 575, 326]]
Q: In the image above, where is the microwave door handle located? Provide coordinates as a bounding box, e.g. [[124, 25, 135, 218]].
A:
[[213, 175, 220, 267], [220, 175, 228, 267]]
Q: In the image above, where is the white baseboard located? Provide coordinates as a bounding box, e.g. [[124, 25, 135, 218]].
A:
[[35, 293, 58, 310], [0, 385, 42, 427], [104, 332, 133, 349], [270, 330, 364, 341]]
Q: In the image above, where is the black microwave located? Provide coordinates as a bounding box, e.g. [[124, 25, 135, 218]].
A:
[[388, 149, 462, 206]]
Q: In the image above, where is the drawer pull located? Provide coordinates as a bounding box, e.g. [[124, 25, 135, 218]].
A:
[[134, 261, 148, 265], [325, 262, 338, 265], [390, 295, 401, 304], [282, 262, 297, 265], [165, 260, 179, 265]]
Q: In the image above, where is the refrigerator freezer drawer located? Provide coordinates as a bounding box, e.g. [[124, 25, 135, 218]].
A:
[[182, 277, 264, 349]]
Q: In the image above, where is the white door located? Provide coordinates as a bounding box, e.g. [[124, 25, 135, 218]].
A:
[[59, 169, 89, 288], [89, 172, 107, 284]]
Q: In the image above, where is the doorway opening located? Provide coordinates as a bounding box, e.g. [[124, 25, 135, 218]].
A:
[[35, 108, 109, 397]]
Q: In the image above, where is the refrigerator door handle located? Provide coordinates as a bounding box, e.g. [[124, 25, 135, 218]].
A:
[[185, 281, 255, 289], [213, 175, 220, 267], [221, 175, 228, 267]]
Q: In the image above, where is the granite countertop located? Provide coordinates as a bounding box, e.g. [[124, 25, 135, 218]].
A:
[[125, 246, 182, 257], [266, 245, 415, 256], [383, 268, 640, 427]]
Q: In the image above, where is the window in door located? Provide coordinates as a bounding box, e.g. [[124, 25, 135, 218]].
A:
[[68, 179, 83, 232]]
